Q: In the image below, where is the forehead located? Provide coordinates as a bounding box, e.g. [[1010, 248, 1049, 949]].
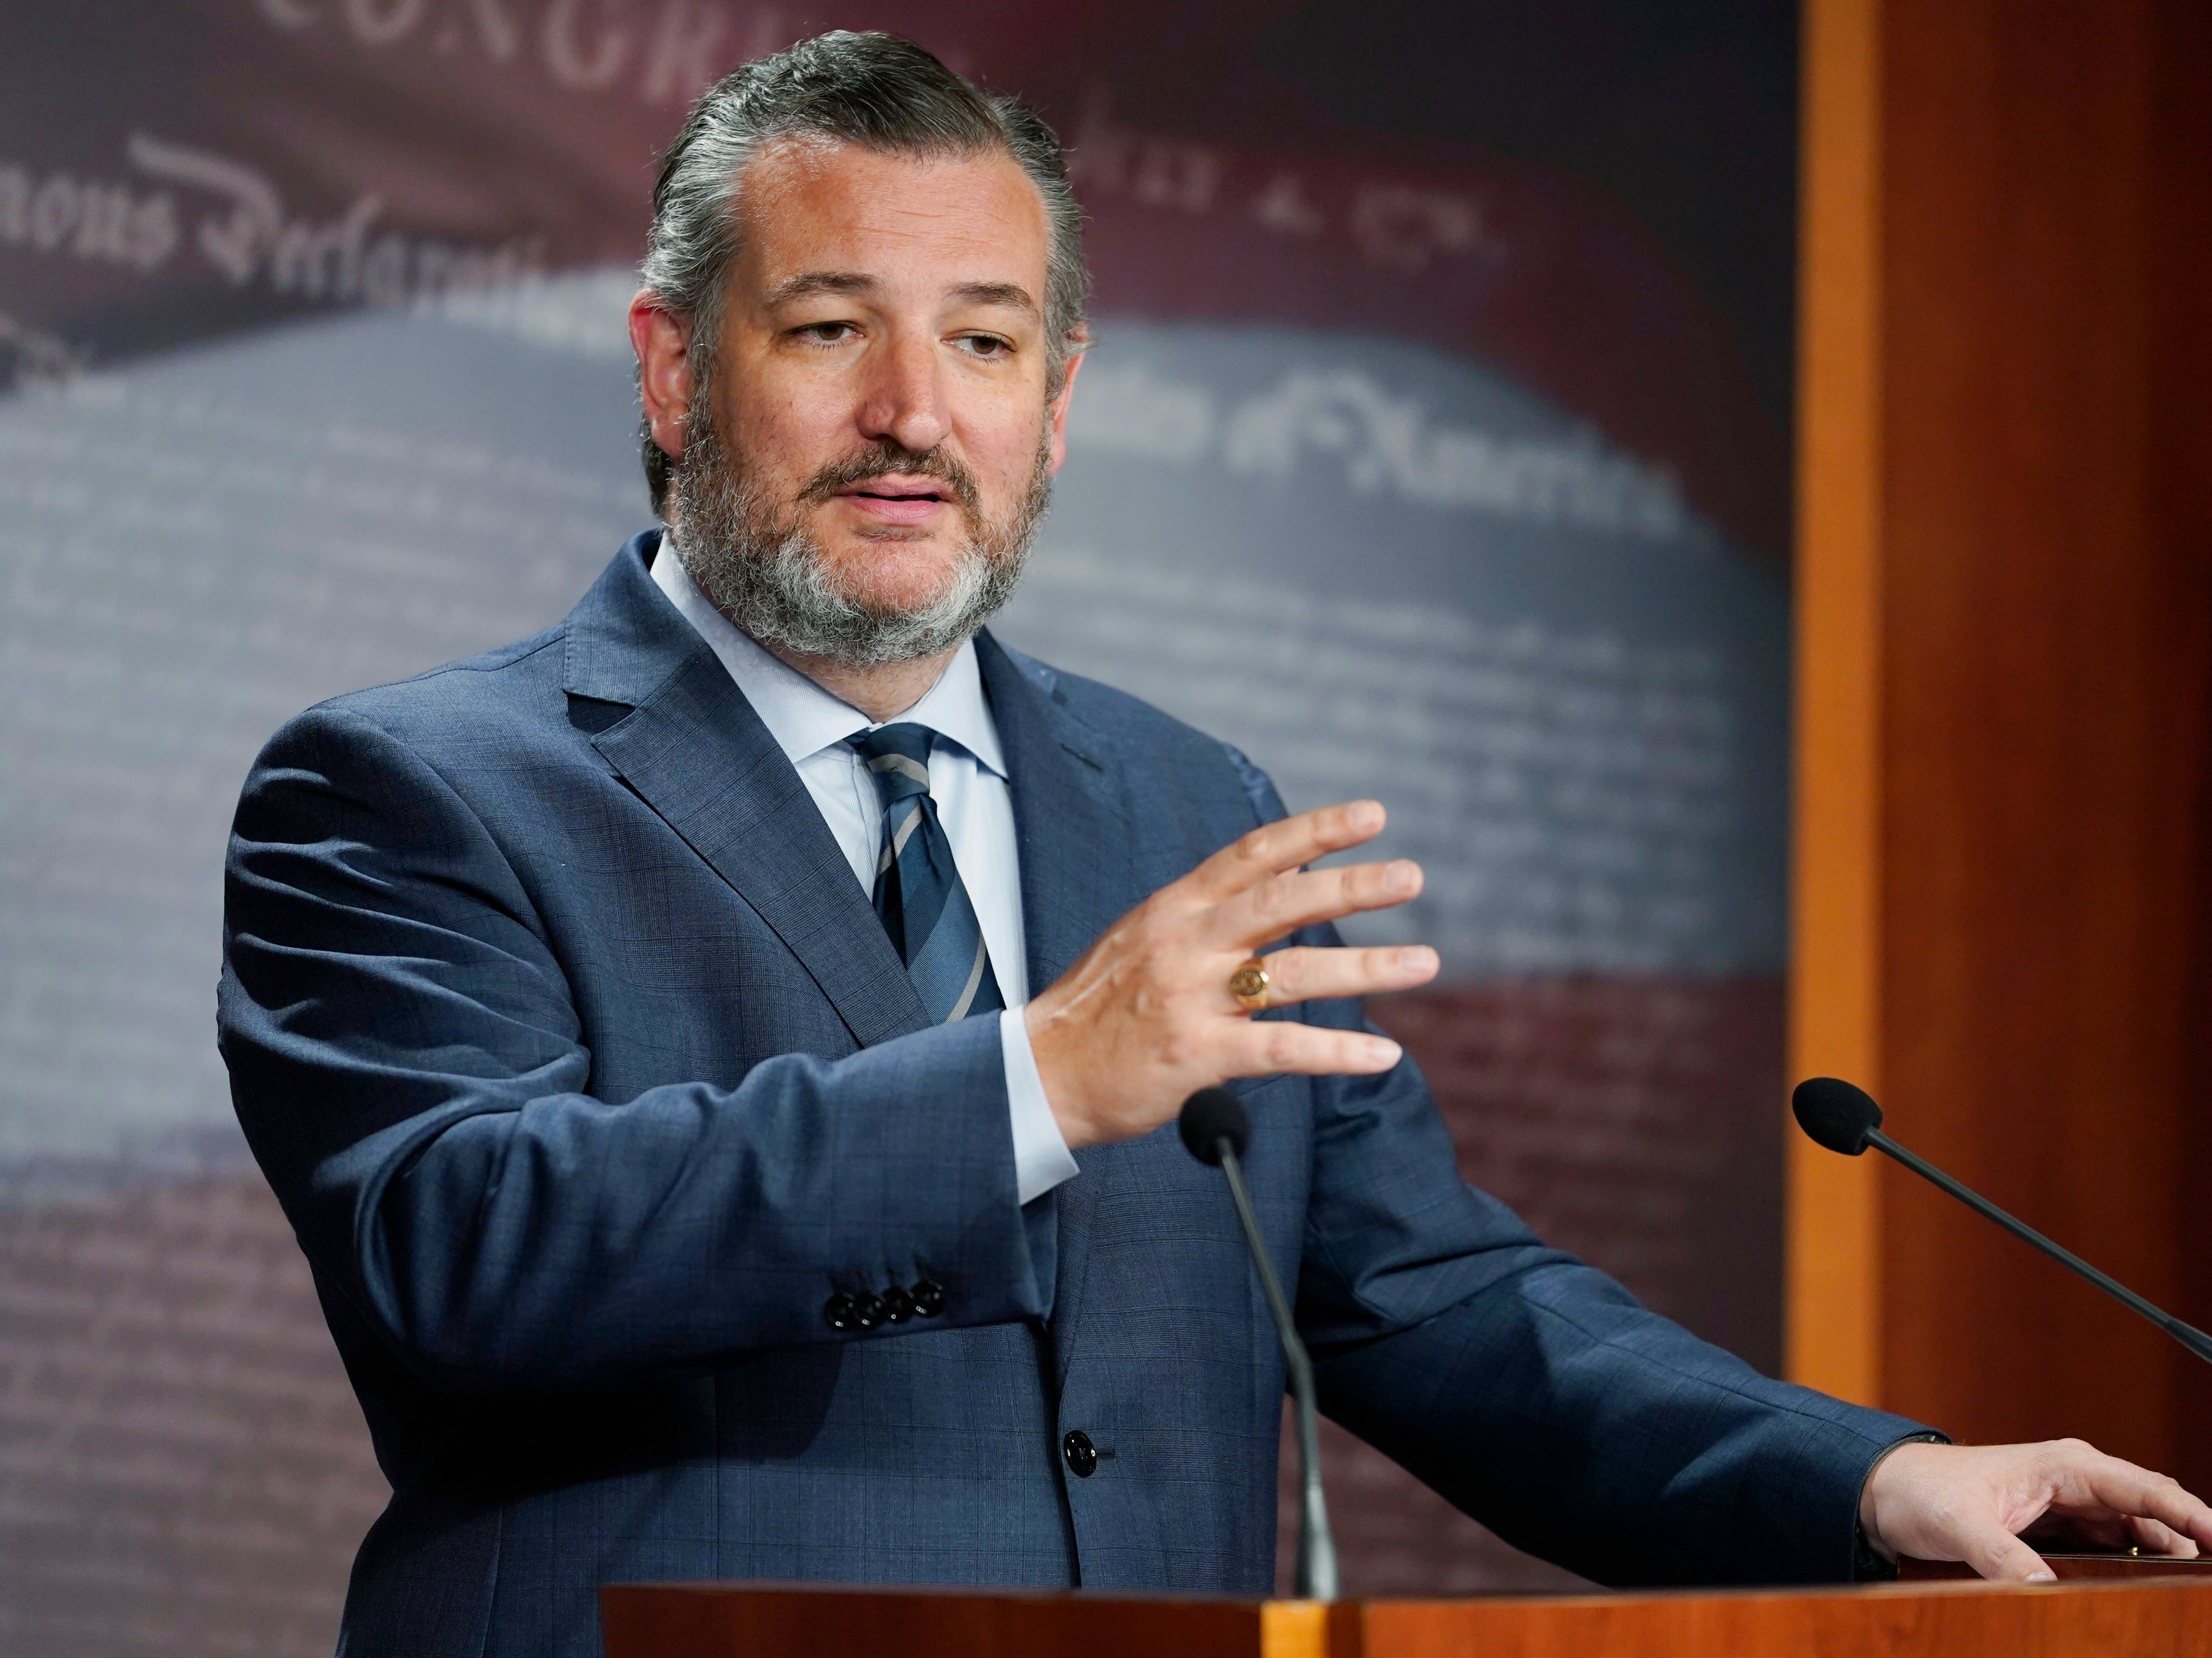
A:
[[732, 137, 1049, 294]]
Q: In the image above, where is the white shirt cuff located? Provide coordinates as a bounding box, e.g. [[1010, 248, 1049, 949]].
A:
[[1000, 1005, 1079, 1205]]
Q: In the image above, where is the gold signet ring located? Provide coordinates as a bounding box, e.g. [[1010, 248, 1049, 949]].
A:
[[1228, 957, 1271, 1012]]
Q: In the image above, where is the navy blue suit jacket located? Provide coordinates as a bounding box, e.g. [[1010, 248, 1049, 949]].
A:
[[219, 534, 1928, 1657]]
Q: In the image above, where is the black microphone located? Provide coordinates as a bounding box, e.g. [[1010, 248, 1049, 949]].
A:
[[1792, 1078, 2212, 1366], [1179, 1087, 1340, 1602]]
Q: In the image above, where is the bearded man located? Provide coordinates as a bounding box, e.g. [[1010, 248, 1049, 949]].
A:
[[218, 31, 2212, 1658]]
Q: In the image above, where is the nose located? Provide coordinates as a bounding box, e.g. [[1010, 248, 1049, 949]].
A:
[[856, 331, 950, 455]]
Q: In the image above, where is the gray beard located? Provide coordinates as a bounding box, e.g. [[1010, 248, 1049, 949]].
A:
[[668, 412, 1050, 668]]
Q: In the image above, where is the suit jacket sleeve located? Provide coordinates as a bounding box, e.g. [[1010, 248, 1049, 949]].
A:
[[219, 704, 1052, 1398], [1217, 746, 1935, 1588]]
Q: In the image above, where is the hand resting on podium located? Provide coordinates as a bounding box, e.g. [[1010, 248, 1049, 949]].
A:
[[1863, 1438, 2212, 1580]]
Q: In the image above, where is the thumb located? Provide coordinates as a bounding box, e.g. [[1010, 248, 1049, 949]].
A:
[[1965, 1526, 2056, 1584]]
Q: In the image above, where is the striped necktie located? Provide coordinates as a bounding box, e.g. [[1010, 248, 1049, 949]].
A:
[[848, 723, 1005, 1024]]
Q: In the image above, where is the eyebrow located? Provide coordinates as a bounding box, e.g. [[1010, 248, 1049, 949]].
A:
[[763, 270, 875, 307], [762, 271, 1040, 318], [949, 281, 1040, 318]]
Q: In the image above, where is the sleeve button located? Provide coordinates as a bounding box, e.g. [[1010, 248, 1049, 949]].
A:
[[910, 1278, 946, 1317], [823, 1293, 858, 1332], [852, 1292, 885, 1330], [880, 1285, 914, 1323]]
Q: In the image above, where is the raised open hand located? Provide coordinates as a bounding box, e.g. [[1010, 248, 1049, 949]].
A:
[[1024, 800, 1438, 1150]]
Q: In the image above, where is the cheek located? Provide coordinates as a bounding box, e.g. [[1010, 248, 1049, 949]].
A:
[[721, 413, 809, 497], [967, 406, 1051, 491], [720, 373, 844, 483]]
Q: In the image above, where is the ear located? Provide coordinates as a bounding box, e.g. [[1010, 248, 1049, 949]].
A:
[[631, 291, 695, 465], [1044, 336, 1088, 477]]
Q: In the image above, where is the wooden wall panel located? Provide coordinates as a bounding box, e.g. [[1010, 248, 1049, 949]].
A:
[[1880, 0, 2198, 1466], [1792, 0, 2212, 1484], [2162, 0, 2212, 1501], [1786, 0, 1885, 1406]]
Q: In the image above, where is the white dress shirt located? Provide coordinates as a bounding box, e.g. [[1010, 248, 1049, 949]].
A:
[[651, 543, 1079, 1205]]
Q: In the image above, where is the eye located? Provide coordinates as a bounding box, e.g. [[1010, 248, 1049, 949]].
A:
[[956, 333, 1014, 360], [795, 321, 857, 346]]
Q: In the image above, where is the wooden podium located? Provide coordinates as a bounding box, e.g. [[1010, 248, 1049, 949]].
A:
[[603, 1560, 2212, 1658]]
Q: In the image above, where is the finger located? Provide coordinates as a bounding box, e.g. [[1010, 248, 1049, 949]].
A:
[[2036, 1508, 2195, 1557], [1211, 858, 1424, 950], [1224, 1018, 1402, 1079], [1231, 944, 1439, 1010], [2051, 1448, 2212, 1550], [1961, 1525, 2057, 1584], [2129, 1516, 2195, 1557], [1184, 802, 1389, 904]]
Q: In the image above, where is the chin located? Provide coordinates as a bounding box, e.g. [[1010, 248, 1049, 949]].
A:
[[824, 544, 968, 611]]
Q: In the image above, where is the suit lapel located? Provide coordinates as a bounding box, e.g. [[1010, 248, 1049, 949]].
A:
[[568, 536, 929, 1049], [975, 632, 1136, 999], [976, 632, 1149, 1369]]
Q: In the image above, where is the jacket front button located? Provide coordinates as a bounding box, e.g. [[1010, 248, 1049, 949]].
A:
[[1063, 1430, 1098, 1478], [823, 1293, 858, 1332]]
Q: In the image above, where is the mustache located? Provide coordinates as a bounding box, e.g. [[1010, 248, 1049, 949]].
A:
[[795, 442, 982, 517]]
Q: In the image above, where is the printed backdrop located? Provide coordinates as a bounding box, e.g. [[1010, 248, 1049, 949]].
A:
[[0, 3, 1795, 1652]]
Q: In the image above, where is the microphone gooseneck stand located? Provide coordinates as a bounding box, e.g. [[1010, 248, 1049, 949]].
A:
[[1792, 1076, 2212, 1366], [1178, 1087, 1340, 1602]]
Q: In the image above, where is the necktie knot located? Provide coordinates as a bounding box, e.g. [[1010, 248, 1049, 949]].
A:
[[849, 722, 935, 806]]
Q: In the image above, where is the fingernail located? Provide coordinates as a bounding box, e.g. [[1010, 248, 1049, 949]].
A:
[[2027, 1569, 2057, 1584], [1367, 1039, 1402, 1068], [1398, 946, 1437, 973]]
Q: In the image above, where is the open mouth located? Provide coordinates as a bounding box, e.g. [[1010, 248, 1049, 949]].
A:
[[830, 475, 959, 525]]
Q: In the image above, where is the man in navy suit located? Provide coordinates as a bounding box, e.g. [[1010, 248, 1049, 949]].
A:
[[219, 31, 2212, 1658]]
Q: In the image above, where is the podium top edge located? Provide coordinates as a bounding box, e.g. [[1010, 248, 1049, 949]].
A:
[[600, 1560, 2212, 1611]]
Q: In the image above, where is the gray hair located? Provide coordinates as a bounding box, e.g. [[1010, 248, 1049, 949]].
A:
[[638, 31, 1089, 515]]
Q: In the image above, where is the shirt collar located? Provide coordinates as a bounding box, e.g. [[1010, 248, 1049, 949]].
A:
[[649, 534, 1007, 778]]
